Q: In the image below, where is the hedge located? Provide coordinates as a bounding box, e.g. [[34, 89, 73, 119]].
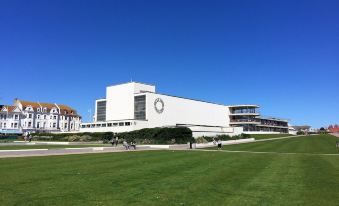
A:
[[116, 127, 194, 144], [30, 127, 194, 144], [31, 132, 113, 143]]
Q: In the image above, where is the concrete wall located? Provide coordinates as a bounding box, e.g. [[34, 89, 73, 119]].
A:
[[145, 93, 230, 128], [105, 82, 155, 121]]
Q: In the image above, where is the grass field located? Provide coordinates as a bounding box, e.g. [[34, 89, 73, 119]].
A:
[[1, 134, 339, 205], [249, 133, 292, 140], [0, 144, 110, 150], [219, 134, 339, 154]]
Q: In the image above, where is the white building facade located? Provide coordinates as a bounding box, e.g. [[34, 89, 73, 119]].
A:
[[0, 100, 81, 134], [80, 82, 289, 137]]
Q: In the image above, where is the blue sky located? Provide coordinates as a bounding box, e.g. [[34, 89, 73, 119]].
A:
[[0, 0, 338, 128]]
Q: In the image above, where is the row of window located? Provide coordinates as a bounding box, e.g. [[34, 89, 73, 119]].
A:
[[0, 114, 19, 120], [0, 122, 18, 128], [81, 122, 132, 128]]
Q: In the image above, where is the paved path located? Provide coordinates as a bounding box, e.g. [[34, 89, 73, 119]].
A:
[[331, 133, 339, 138], [0, 135, 314, 158], [0, 146, 161, 158]]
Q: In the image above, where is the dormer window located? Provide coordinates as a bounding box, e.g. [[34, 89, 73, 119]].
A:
[[43, 108, 47, 113], [37, 108, 40, 112]]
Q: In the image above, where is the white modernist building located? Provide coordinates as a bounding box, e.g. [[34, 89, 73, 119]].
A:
[[80, 82, 289, 137]]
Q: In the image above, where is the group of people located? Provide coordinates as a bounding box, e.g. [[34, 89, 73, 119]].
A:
[[123, 140, 136, 150], [23, 131, 32, 142], [110, 135, 136, 150], [213, 139, 223, 150]]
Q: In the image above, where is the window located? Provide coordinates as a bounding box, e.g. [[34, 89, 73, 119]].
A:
[[44, 115, 46, 119], [28, 114, 32, 118], [37, 108, 40, 112], [101, 124, 107, 127], [134, 95, 146, 120], [4, 123, 6, 128], [14, 123, 18, 128], [64, 123, 68, 129], [37, 122, 40, 128], [43, 108, 47, 113], [54, 115, 57, 120], [37, 115, 40, 119], [28, 122, 32, 127], [81, 125, 86, 128], [119, 122, 124, 126], [125, 122, 131, 126], [96, 100, 107, 122], [53, 123, 56, 128], [14, 115, 19, 120], [107, 123, 112, 127], [113, 123, 118, 126]]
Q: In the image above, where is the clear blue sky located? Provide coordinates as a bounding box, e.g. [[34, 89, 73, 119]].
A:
[[1, 0, 338, 128]]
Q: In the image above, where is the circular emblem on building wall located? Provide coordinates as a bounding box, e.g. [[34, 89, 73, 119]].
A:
[[154, 98, 164, 114]]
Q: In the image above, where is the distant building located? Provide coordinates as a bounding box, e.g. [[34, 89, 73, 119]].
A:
[[80, 82, 289, 137], [0, 99, 81, 134], [292, 125, 311, 133], [328, 125, 339, 133]]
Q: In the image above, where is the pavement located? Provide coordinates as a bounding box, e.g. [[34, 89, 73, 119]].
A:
[[331, 133, 339, 138], [0, 134, 315, 159], [0, 146, 163, 158]]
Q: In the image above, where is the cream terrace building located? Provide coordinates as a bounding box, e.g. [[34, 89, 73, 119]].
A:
[[0, 99, 81, 134], [80, 82, 289, 137]]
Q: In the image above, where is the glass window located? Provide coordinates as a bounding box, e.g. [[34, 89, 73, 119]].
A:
[[134, 95, 146, 120]]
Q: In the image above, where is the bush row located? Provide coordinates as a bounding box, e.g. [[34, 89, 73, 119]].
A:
[[31, 132, 113, 143], [117, 127, 194, 144], [30, 127, 193, 145]]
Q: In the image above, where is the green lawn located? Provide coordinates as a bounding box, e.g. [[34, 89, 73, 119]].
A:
[[0, 144, 111, 150], [1, 134, 339, 205], [249, 133, 292, 140], [220, 134, 339, 154]]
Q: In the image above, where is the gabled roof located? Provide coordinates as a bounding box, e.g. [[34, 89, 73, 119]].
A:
[[0, 105, 21, 113], [16, 99, 80, 117], [58, 104, 78, 115]]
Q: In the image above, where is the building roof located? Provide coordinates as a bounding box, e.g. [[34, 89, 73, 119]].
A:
[[16, 99, 79, 116], [0, 105, 20, 113]]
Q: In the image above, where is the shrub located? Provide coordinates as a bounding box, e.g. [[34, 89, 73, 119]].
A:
[[30, 128, 193, 145], [32, 132, 114, 142], [296, 131, 305, 135], [117, 127, 193, 144]]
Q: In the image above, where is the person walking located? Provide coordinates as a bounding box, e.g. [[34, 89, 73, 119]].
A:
[[23, 132, 28, 142], [217, 139, 222, 150], [115, 136, 118, 147], [123, 140, 129, 150], [130, 140, 136, 150], [28, 132, 32, 142], [110, 138, 115, 146]]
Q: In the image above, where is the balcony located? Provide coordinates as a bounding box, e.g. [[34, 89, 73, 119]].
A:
[[229, 119, 261, 125], [229, 106, 260, 116]]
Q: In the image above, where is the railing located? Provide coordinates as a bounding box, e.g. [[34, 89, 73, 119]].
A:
[[230, 119, 260, 123]]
